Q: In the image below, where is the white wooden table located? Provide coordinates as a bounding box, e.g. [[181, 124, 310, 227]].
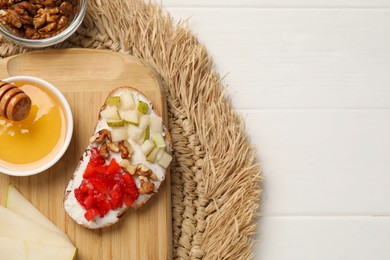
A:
[[163, 1, 390, 259]]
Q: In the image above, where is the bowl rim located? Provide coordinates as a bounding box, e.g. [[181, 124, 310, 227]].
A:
[[0, 0, 87, 48], [0, 75, 73, 176]]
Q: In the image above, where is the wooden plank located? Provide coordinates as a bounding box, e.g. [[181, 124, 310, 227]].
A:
[[166, 8, 390, 109], [0, 49, 171, 260], [241, 109, 390, 215], [256, 216, 390, 259]]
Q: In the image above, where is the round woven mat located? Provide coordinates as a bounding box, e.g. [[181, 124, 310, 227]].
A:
[[0, 1, 261, 259]]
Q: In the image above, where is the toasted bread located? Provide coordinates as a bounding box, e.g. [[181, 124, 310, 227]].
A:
[[64, 86, 172, 229]]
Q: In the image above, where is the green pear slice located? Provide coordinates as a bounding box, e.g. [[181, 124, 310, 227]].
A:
[[157, 151, 173, 168], [0, 206, 73, 247], [147, 147, 160, 163], [107, 119, 125, 127], [0, 236, 77, 260], [6, 185, 72, 244], [137, 100, 149, 114], [151, 133, 166, 148], [140, 139, 155, 156], [122, 110, 139, 125], [105, 96, 121, 106]]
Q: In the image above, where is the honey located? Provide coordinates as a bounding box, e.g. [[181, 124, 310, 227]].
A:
[[0, 82, 66, 169]]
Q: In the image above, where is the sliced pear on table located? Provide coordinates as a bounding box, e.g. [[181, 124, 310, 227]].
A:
[[0, 236, 24, 260], [0, 236, 77, 260], [0, 206, 73, 248], [6, 184, 71, 243]]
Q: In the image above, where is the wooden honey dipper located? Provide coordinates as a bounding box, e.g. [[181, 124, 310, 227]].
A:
[[0, 81, 31, 121]]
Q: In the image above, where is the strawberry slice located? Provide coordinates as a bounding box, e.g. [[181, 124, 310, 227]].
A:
[[123, 173, 139, 199], [83, 195, 96, 210], [89, 179, 107, 194], [90, 147, 105, 166], [97, 200, 110, 217], [106, 158, 121, 176], [84, 208, 100, 221], [123, 195, 135, 207], [74, 188, 86, 207], [83, 162, 95, 179]]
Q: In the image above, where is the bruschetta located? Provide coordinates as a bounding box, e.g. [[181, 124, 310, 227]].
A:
[[64, 86, 172, 229]]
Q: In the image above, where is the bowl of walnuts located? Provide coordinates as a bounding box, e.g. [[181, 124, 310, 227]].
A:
[[0, 0, 86, 48]]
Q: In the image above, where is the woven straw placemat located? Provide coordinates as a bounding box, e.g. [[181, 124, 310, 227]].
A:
[[0, 0, 262, 259]]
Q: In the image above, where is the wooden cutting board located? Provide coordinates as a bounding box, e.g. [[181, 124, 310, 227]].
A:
[[0, 49, 172, 260]]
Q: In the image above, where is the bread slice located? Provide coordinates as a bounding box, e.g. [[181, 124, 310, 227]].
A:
[[64, 86, 172, 229]]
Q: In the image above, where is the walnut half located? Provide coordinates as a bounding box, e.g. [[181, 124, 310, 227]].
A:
[[138, 177, 154, 194]]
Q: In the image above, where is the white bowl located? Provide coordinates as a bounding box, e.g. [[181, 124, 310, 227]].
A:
[[0, 76, 73, 176]]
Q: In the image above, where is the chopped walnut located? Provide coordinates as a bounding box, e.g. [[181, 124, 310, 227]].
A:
[[14, 1, 37, 16], [38, 20, 55, 32], [99, 142, 109, 159], [119, 159, 137, 175], [25, 26, 39, 38], [89, 133, 99, 144], [138, 177, 154, 194], [56, 14, 66, 29], [118, 140, 132, 159], [149, 172, 159, 181], [107, 142, 119, 153], [59, 1, 71, 15], [94, 129, 111, 143], [136, 164, 152, 177], [33, 13, 45, 28]]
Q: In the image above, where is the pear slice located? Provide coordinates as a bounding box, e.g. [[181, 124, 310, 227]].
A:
[[147, 147, 160, 163], [6, 185, 72, 243], [140, 139, 155, 156], [149, 117, 163, 134], [122, 110, 139, 125], [0, 236, 77, 260], [157, 151, 173, 168], [137, 100, 149, 114], [110, 127, 128, 142], [138, 114, 150, 131], [0, 206, 73, 247], [105, 96, 121, 106], [128, 124, 143, 140], [151, 133, 166, 148], [120, 90, 135, 110], [101, 106, 120, 120], [107, 119, 125, 127]]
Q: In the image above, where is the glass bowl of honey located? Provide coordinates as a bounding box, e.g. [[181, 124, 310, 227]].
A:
[[0, 76, 73, 176]]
